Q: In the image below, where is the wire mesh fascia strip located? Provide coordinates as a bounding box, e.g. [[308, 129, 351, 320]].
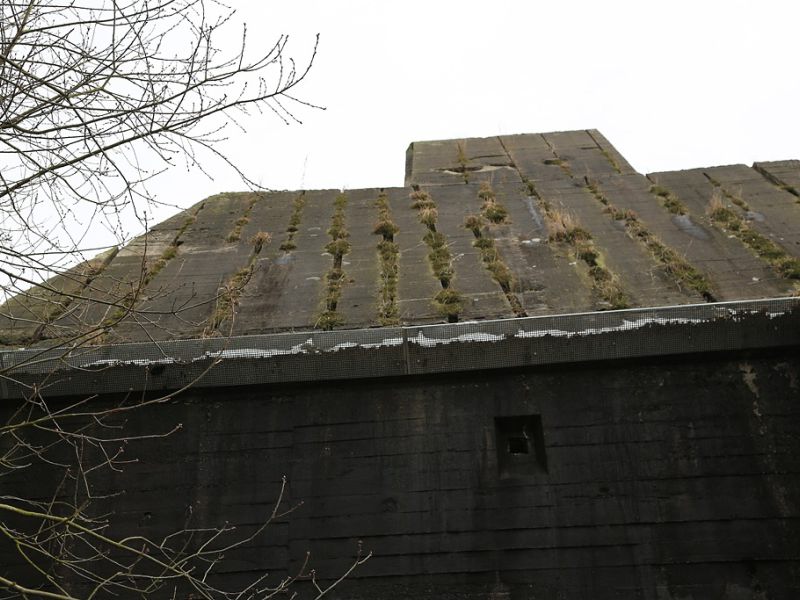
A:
[[2, 297, 798, 399]]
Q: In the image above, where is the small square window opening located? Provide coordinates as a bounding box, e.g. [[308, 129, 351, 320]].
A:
[[494, 415, 547, 478]]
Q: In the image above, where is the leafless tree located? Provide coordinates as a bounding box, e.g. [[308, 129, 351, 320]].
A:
[[0, 2, 369, 597], [1, 0, 318, 330], [0, 367, 370, 599]]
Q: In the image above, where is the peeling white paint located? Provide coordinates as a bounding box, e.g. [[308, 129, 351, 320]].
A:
[[70, 308, 790, 369], [361, 337, 403, 349], [411, 331, 505, 347]]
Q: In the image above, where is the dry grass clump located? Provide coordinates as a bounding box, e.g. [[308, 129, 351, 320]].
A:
[[410, 190, 436, 210], [464, 214, 483, 236], [325, 238, 351, 258], [316, 310, 344, 330], [590, 266, 628, 309], [373, 219, 399, 239], [706, 189, 737, 222], [250, 231, 271, 254], [456, 142, 470, 183], [434, 288, 462, 319], [418, 206, 438, 227], [483, 204, 508, 224], [547, 209, 590, 243], [473, 236, 494, 250], [479, 182, 508, 224], [545, 202, 629, 309], [705, 176, 749, 211]]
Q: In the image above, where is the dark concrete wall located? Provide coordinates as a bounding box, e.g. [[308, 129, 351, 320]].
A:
[[3, 349, 800, 599]]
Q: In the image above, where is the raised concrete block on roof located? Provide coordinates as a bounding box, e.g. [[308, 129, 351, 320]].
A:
[[755, 159, 800, 194]]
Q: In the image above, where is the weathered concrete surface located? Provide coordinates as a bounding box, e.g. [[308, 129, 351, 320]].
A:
[[0, 248, 117, 344], [49, 203, 200, 337], [648, 169, 797, 296], [594, 173, 789, 301], [491, 180, 594, 314], [230, 190, 299, 335], [4, 346, 799, 599], [330, 188, 380, 327], [587, 128, 638, 174], [704, 164, 800, 257], [227, 192, 302, 335], [112, 192, 255, 341], [498, 133, 568, 182], [541, 130, 624, 178], [423, 183, 513, 320], [4, 130, 799, 346], [4, 131, 800, 600], [239, 189, 338, 331], [536, 177, 696, 308], [387, 187, 444, 324]]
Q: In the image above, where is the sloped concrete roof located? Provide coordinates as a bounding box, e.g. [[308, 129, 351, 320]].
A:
[[2, 130, 799, 346]]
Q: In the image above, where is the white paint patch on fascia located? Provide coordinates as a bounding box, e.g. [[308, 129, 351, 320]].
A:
[[515, 316, 710, 339], [360, 337, 403, 349], [411, 331, 505, 348], [82, 357, 176, 367], [74, 309, 788, 368]]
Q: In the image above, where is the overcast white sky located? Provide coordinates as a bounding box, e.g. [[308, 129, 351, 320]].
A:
[[79, 0, 800, 238]]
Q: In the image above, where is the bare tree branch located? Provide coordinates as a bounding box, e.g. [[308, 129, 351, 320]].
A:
[[0, 3, 366, 598]]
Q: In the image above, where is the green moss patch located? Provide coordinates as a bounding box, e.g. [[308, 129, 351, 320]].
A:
[[316, 193, 351, 329], [707, 190, 800, 282], [456, 142, 470, 183], [225, 194, 260, 242], [478, 182, 510, 224], [205, 225, 273, 335], [373, 192, 400, 325], [649, 184, 688, 215], [464, 204, 526, 317], [704, 175, 750, 212], [587, 178, 714, 301], [279, 192, 307, 252], [547, 204, 629, 309]]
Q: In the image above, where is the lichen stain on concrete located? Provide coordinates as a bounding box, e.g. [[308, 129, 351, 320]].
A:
[[772, 361, 798, 390], [739, 362, 761, 400], [739, 362, 766, 436]]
